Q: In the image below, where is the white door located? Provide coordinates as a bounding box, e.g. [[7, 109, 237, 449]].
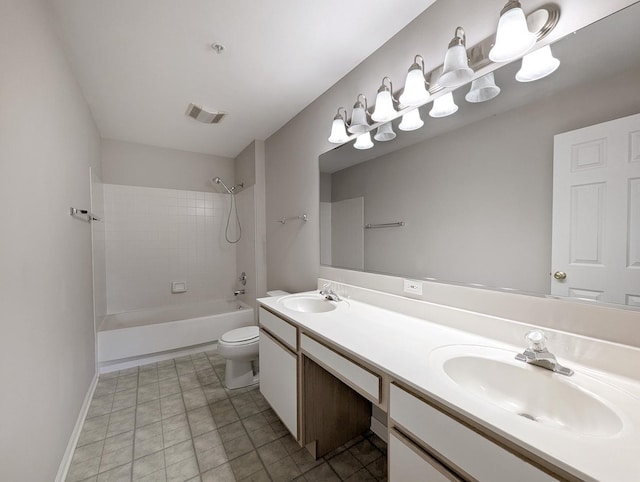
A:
[[552, 112, 640, 306]]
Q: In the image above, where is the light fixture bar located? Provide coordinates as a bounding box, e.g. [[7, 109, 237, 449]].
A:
[[328, 4, 560, 145]]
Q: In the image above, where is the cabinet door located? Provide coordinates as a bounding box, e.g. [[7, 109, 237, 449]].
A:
[[259, 331, 298, 438]]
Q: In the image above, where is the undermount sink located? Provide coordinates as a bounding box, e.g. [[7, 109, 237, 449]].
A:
[[430, 345, 625, 437], [279, 294, 343, 313]]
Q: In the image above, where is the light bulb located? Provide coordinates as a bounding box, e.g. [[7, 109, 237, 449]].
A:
[[429, 93, 458, 118], [399, 56, 430, 106], [398, 109, 424, 131], [516, 45, 560, 82], [354, 132, 374, 150], [489, 1, 536, 63], [374, 122, 396, 142], [465, 72, 501, 103]]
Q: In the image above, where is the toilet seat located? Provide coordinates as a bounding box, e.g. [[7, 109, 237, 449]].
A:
[[220, 326, 259, 345]]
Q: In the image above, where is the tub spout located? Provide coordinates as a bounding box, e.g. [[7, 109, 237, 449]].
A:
[[234, 289, 245, 296]]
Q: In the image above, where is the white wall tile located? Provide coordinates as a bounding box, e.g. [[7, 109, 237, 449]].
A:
[[104, 184, 236, 313]]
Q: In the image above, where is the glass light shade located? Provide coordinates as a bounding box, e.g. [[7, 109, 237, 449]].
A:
[[353, 132, 374, 150], [348, 104, 369, 133], [328, 117, 349, 143], [439, 44, 474, 88], [489, 5, 536, 62], [371, 90, 396, 122], [399, 68, 430, 107], [374, 122, 396, 142], [429, 92, 458, 118], [398, 109, 424, 131], [465, 72, 501, 103], [516, 45, 560, 82]]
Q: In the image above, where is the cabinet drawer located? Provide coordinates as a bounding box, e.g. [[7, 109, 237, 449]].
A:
[[301, 334, 380, 403], [259, 307, 297, 350], [389, 431, 461, 482], [389, 384, 556, 482]]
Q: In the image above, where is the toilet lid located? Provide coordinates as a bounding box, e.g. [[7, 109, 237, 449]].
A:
[[221, 326, 259, 343]]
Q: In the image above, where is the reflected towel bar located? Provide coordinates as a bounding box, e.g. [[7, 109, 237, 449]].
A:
[[365, 222, 405, 229]]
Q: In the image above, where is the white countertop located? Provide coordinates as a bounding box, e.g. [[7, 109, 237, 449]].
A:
[[258, 291, 640, 482]]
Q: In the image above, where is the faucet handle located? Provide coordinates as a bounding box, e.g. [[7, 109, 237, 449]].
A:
[[320, 283, 331, 294], [525, 330, 547, 352]]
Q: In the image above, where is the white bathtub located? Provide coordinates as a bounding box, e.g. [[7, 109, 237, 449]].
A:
[[98, 299, 254, 363]]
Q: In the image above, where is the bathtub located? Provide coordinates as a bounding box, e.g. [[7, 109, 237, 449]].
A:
[[97, 299, 254, 363]]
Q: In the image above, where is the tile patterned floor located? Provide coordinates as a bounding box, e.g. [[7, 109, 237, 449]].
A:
[[66, 351, 388, 482]]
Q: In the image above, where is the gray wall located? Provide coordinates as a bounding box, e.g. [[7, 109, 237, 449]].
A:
[[234, 141, 268, 316], [264, 0, 636, 293], [0, 0, 101, 479], [328, 67, 640, 294], [102, 138, 235, 192]]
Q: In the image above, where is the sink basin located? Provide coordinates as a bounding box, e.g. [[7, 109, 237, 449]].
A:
[[279, 294, 341, 313], [430, 345, 624, 437]]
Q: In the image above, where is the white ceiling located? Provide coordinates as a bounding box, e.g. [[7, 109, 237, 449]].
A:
[[50, 0, 436, 159]]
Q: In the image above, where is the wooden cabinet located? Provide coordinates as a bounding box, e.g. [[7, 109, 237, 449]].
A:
[[258, 307, 373, 457]]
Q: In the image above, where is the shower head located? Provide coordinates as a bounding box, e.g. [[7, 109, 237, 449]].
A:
[[211, 176, 233, 194]]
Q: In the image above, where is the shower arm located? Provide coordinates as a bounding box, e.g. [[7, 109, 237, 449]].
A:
[[212, 177, 243, 194]]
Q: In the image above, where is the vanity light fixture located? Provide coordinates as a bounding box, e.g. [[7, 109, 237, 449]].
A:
[[465, 72, 501, 103], [398, 109, 424, 131], [374, 122, 397, 142], [354, 131, 374, 150], [429, 92, 458, 118], [399, 55, 430, 107], [515, 45, 560, 82], [489, 1, 536, 63], [371, 77, 398, 122], [439, 27, 474, 88], [328, 107, 350, 143], [347, 94, 370, 134]]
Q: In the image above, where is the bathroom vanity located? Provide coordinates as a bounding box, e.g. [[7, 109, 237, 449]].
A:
[[257, 285, 640, 482]]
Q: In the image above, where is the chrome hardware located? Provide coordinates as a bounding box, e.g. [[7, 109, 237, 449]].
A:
[[319, 283, 341, 302], [239, 272, 247, 286], [70, 207, 101, 223], [553, 271, 567, 280], [515, 330, 574, 376], [364, 221, 405, 229], [278, 214, 308, 224], [233, 289, 245, 296]]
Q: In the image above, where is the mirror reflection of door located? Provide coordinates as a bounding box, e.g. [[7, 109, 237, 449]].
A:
[[328, 197, 364, 270], [551, 112, 640, 306]]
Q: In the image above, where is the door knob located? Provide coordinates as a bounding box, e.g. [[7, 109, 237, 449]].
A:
[[553, 271, 567, 280]]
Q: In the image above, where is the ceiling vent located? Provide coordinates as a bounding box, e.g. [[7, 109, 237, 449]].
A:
[[185, 103, 226, 124]]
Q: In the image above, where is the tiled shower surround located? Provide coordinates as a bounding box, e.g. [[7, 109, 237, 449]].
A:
[[104, 184, 237, 313], [66, 351, 387, 481]]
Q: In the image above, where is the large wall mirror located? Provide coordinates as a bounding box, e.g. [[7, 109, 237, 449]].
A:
[[319, 2, 640, 308]]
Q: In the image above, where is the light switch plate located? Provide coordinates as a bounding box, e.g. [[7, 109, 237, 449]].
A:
[[403, 279, 423, 295]]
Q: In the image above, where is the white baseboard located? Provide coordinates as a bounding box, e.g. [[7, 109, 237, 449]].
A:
[[55, 372, 99, 482], [99, 341, 218, 374]]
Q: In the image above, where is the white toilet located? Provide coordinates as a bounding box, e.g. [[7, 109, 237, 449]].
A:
[[218, 290, 289, 389], [217, 325, 260, 389]]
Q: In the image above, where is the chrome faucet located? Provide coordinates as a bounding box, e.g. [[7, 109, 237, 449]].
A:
[[515, 330, 573, 376], [319, 283, 341, 302], [233, 289, 245, 296]]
